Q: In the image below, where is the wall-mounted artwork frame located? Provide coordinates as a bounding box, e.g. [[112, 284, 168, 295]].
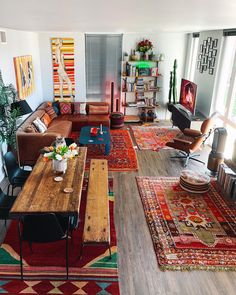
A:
[[51, 38, 75, 102], [14, 55, 35, 99], [197, 37, 218, 75]]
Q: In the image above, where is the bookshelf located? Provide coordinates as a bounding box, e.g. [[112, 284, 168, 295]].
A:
[[121, 60, 162, 122]]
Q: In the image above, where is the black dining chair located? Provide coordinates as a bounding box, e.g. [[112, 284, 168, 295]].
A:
[[0, 188, 17, 227], [3, 152, 31, 196], [18, 213, 74, 279]]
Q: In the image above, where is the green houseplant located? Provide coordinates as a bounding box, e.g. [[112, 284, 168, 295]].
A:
[[0, 70, 20, 150]]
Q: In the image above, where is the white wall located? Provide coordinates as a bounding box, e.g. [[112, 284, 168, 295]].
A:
[[38, 32, 188, 118], [0, 28, 43, 182], [193, 30, 223, 117], [38, 32, 86, 102], [123, 33, 188, 119]]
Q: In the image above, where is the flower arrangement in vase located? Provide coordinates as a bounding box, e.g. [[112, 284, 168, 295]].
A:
[[137, 39, 153, 60], [43, 142, 78, 173]]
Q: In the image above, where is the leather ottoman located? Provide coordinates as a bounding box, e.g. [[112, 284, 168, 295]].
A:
[[110, 112, 124, 129]]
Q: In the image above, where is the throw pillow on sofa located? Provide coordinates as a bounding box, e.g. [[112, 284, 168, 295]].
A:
[[45, 106, 57, 120], [52, 101, 60, 115], [88, 105, 109, 115], [33, 117, 47, 133], [59, 102, 72, 115], [74, 102, 86, 115], [41, 113, 52, 127], [25, 124, 38, 133]]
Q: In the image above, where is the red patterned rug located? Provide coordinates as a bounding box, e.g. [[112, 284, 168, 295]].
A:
[[136, 176, 236, 271], [70, 129, 138, 171], [0, 179, 120, 294], [130, 126, 179, 151]]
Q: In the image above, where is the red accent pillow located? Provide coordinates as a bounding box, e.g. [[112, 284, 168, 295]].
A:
[[88, 105, 109, 115], [59, 102, 72, 115]]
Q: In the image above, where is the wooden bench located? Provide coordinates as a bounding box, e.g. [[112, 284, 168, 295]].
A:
[[80, 159, 111, 258]]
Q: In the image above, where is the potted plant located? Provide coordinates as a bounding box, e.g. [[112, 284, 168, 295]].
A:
[[0, 70, 20, 151], [123, 52, 129, 62]]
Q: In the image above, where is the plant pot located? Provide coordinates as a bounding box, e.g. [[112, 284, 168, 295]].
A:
[[52, 158, 67, 174], [167, 103, 174, 112]]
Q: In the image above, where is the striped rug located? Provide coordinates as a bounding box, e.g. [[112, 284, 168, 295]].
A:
[[0, 179, 120, 294]]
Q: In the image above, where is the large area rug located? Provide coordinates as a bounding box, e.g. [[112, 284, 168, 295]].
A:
[[0, 179, 120, 295], [130, 126, 179, 151], [71, 129, 138, 171], [136, 176, 236, 271]]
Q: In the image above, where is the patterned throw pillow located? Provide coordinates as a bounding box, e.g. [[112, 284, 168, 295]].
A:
[[59, 102, 72, 115], [25, 124, 38, 133], [74, 102, 86, 115], [45, 106, 57, 120], [88, 105, 109, 115], [33, 117, 47, 133], [41, 113, 52, 127]]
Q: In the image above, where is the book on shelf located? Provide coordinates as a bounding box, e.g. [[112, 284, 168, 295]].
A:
[[217, 163, 236, 198], [126, 102, 137, 107]]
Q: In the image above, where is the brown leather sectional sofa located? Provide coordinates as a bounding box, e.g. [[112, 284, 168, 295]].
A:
[[16, 102, 110, 165]]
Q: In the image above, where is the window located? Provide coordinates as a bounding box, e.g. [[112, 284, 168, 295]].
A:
[[213, 35, 236, 159], [85, 34, 122, 102], [185, 33, 199, 81]]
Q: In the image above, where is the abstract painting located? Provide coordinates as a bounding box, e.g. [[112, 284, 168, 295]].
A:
[[51, 38, 75, 102], [14, 55, 35, 99]]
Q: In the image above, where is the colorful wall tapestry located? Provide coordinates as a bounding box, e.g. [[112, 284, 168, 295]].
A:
[[51, 38, 75, 102], [14, 55, 35, 99]]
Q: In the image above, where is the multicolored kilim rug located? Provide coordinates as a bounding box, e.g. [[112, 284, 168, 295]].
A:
[[130, 126, 179, 151], [136, 176, 236, 271], [71, 129, 138, 171], [0, 179, 120, 294]]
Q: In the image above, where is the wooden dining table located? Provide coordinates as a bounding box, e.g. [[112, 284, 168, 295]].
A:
[[10, 146, 87, 279]]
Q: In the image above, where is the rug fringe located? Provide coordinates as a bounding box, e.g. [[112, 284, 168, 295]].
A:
[[159, 264, 236, 272]]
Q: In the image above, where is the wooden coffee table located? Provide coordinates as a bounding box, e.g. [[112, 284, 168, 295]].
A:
[[79, 126, 111, 155]]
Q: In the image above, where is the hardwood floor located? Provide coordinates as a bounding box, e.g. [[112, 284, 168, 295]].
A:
[[111, 147, 236, 295], [1, 126, 236, 295]]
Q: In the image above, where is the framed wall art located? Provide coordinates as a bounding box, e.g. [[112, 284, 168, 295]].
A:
[[197, 37, 218, 75], [51, 38, 75, 102], [14, 55, 35, 99]]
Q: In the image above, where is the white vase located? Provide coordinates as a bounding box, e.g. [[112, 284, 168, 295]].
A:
[[52, 158, 67, 174]]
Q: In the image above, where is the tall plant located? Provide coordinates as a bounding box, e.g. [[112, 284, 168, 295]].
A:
[[0, 70, 20, 150], [172, 59, 177, 104]]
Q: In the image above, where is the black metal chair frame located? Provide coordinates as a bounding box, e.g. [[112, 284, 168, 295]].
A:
[[3, 152, 31, 196], [17, 213, 75, 280]]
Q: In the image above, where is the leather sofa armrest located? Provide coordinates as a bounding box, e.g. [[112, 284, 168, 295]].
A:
[[17, 133, 60, 166], [173, 138, 192, 145], [183, 128, 202, 137]]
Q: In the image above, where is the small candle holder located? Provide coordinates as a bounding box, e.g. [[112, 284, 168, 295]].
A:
[[100, 124, 103, 135]]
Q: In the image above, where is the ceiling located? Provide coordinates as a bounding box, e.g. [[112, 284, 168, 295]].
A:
[[0, 0, 236, 32]]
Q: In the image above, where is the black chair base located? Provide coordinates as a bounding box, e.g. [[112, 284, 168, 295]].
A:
[[171, 151, 205, 167]]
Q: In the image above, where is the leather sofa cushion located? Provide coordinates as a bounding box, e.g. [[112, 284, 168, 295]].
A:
[[46, 121, 72, 137]]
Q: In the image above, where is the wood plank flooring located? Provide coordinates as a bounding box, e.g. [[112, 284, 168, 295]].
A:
[[1, 125, 236, 295]]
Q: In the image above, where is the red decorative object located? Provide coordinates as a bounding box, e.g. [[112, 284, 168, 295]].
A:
[[70, 129, 138, 171], [131, 126, 179, 151], [137, 39, 153, 53], [136, 176, 236, 271], [90, 127, 98, 136], [0, 179, 120, 294]]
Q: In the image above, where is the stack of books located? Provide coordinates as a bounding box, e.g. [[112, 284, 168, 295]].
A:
[[136, 78, 144, 92], [217, 164, 236, 198]]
